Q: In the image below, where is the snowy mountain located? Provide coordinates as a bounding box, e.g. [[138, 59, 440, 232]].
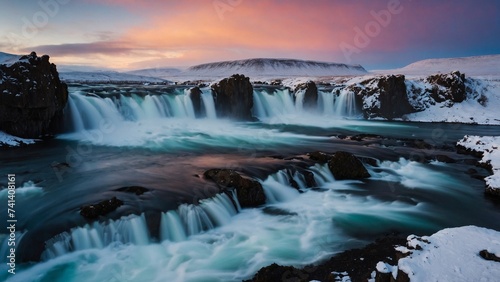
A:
[[126, 67, 183, 79], [59, 71, 170, 84], [184, 58, 367, 78], [376, 55, 500, 77], [0, 52, 20, 66]]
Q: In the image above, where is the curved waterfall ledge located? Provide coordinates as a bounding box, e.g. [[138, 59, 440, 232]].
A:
[[42, 191, 240, 260]]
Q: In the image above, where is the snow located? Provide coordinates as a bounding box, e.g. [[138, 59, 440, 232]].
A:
[[396, 226, 500, 281], [59, 71, 170, 84], [129, 58, 367, 82], [0, 52, 21, 66], [457, 135, 500, 192], [0, 131, 37, 147], [374, 54, 500, 78]]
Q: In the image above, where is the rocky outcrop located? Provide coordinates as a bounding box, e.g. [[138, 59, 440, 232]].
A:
[[211, 74, 253, 120], [294, 80, 318, 110], [204, 169, 266, 207], [80, 197, 124, 219], [0, 52, 68, 138], [328, 151, 370, 180], [188, 86, 202, 117], [355, 75, 415, 120], [426, 71, 466, 103]]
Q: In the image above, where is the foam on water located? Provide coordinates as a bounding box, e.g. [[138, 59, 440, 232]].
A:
[[5, 160, 462, 282]]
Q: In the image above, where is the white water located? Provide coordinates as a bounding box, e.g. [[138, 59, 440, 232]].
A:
[[252, 88, 360, 121], [66, 88, 214, 132], [5, 160, 463, 282]]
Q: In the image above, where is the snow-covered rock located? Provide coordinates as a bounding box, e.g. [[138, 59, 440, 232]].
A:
[[394, 226, 500, 281], [457, 135, 500, 196], [0, 52, 68, 138], [0, 130, 37, 147]]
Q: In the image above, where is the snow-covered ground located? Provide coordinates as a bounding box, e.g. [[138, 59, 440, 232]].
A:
[[389, 226, 500, 281], [0, 51, 20, 66], [59, 71, 169, 84], [457, 135, 500, 193], [0, 131, 37, 147], [373, 54, 500, 78]]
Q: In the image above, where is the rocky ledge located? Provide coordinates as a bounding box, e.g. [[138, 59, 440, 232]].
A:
[[0, 52, 68, 138]]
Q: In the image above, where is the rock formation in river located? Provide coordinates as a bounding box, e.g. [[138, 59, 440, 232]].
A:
[[351, 75, 415, 120], [294, 80, 318, 111], [211, 74, 254, 120], [204, 169, 266, 207], [188, 86, 203, 117], [0, 52, 68, 138], [308, 151, 371, 180]]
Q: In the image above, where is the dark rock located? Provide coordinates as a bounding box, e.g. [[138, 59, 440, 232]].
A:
[[303, 171, 317, 188], [204, 169, 266, 207], [211, 74, 253, 120], [357, 75, 415, 120], [486, 185, 500, 197], [188, 87, 202, 118], [80, 197, 124, 219], [435, 155, 456, 163], [359, 157, 378, 167], [427, 71, 467, 103], [308, 151, 332, 163], [0, 52, 68, 138], [294, 80, 318, 111], [115, 186, 150, 195], [328, 151, 370, 180], [479, 249, 500, 262], [466, 168, 478, 175], [248, 236, 405, 282], [262, 207, 297, 216]]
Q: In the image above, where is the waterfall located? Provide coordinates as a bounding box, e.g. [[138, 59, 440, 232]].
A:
[[200, 88, 217, 119], [252, 88, 360, 119], [42, 192, 240, 260], [65, 87, 217, 132]]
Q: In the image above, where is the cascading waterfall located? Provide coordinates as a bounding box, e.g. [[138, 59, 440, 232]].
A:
[[42, 192, 240, 260], [65, 87, 217, 132], [252, 88, 360, 119]]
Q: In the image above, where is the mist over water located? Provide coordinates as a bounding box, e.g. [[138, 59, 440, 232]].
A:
[[1, 84, 500, 281]]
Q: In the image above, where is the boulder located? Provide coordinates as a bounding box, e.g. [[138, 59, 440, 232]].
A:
[[204, 169, 266, 207], [80, 197, 124, 219], [328, 151, 370, 180], [426, 71, 466, 103], [211, 74, 253, 120], [115, 186, 150, 195], [188, 86, 202, 117], [0, 52, 68, 138], [294, 80, 318, 110]]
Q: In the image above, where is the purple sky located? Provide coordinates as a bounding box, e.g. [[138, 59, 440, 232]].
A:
[[1, 0, 499, 70]]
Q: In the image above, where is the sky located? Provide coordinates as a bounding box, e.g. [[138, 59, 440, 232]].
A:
[[0, 0, 499, 70]]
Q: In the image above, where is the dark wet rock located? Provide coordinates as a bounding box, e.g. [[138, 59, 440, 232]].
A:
[[115, 186, 150, 195], [303, 170, 317, 188], [466, 168, 478, 175], [328, 151, 370, 180], [486, 185, 500, 197], [435, 155, 456, 163], [355, 75, 415, 120], [248, 236, 405, 282], [80, 197, 124, 219], [188, 86, 202, 117], [427, 71, 466, 103], [294, 80, 318, 111], [211, 74, 253, 120], [0, 52, 68, 138], [308, 151, 332, 163], [359, 157, 378, 167], [479, 249, 500, 262], [350, 134, 382, 142], [204, 169, 266, 207], [262, 207, 298, 216], [51, 162, 70, 170]]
